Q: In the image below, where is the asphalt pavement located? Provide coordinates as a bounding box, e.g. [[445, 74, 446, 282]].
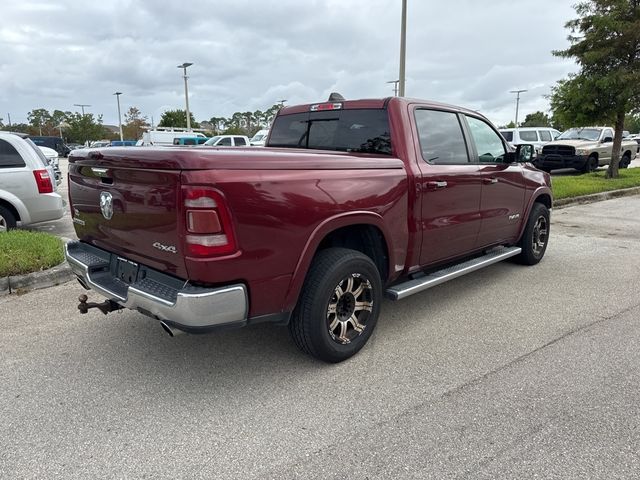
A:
[[2, 192, 640, 478]]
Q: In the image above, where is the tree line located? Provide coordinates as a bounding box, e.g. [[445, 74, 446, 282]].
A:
[[0, 103, 284, 144]]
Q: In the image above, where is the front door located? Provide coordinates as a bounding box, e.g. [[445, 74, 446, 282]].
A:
[[464, 115, 525, 247], [414, 108, 482, 266]]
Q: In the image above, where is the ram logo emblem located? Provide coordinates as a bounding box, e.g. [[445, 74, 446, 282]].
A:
[[99, 192, 113, 220]]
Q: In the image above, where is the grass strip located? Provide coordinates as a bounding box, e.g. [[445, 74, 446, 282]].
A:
[[552, 168, 640, 200], [0, 230, 64, 277]]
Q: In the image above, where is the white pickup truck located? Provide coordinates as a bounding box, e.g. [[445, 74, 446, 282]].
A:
[[534, 127, 639, 173]]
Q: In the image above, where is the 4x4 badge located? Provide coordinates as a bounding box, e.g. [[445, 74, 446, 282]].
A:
[[100, 192, 113, 220]]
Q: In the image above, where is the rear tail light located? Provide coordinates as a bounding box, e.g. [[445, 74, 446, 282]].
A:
[[33, 169, 53, 194], [182, 187, 237, 257]]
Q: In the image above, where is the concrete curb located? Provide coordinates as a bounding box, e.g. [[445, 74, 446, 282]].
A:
[[554, 186, 640, 209], [0, 237, 76, 296]]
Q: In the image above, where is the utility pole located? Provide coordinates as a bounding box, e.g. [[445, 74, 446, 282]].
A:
[[74, 104, 91, 116], [177, 63, 193, 131], [509, 89, 527, 127], [7, 113, 11, 127], [387, 80, 400, 96], [114, 92, 123, 141], [398, 0, 407, 97]]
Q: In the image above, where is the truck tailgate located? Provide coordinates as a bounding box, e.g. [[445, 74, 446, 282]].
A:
[[68, 158, 187, 279]]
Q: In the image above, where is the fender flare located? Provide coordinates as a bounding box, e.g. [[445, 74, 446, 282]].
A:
[[0, 191, 31, 224], [517, 186, 552, 241], [281, 211, 397, 313]]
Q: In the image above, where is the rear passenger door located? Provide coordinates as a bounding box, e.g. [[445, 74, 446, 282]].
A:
[[233, 137, 248, 147], [414, 108, 482, 266], [464, 116, 526, 248]]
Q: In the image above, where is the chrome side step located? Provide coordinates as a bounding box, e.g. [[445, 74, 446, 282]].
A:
[[385, 246, 522, 300]]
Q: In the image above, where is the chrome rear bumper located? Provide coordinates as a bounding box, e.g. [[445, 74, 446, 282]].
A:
[[65, 241, 248, 331]]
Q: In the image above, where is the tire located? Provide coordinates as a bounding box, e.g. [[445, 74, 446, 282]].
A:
[[582, 155, 598, 173], [289, 247, 382, 363], [516, 203, 550, 265], [0, 205, 17, 232], [619, 153, 631, 169]]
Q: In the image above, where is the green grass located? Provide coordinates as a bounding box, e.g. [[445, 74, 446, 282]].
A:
[[0, 230, 64, 277], [552, 168, 640, 200]]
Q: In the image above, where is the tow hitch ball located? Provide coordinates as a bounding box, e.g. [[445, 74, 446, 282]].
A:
[[77, 294, 122, 315]]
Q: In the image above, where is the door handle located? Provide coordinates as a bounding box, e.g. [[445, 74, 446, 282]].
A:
[[483, 177, 499, 184], [426, 181, 448, 189]]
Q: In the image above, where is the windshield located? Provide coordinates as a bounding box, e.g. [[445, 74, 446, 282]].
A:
[[268, 108, 392, 155], [557, 128, 602, 141], [204, 136, 221, 145], [251, 134, 265, 142]]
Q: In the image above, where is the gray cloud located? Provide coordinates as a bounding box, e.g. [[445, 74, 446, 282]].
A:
[[1, 0, 577, 127]]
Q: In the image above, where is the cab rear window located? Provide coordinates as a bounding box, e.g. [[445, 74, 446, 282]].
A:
[[268, 109, 392, 155]]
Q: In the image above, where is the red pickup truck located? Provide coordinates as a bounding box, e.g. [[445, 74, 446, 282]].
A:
[[65, 96, 552, 362]]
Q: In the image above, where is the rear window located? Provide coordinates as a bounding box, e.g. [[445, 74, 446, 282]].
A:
[[539, 130, 552, 142], [519, 131, 538, 141], [268, 109, 392, 155], [500, 131, 513, 142]]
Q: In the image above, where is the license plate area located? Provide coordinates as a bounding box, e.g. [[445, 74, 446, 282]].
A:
[[115, 257, 140, 285]]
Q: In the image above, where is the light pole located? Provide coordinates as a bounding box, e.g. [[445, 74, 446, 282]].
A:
[[387, 80, 400, 96], [177, 63, 193, 131], [398, 0, 407, 96], [113, 92, 123, 141], [509, 89, 527, 127]]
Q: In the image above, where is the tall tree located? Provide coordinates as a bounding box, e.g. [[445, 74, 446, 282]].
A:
[[158, 109, 198, 129], [122, 107, 149, 140], [552, 0, 640, 178], [520, 111, 552, 127], [65, 113, 109, 144]]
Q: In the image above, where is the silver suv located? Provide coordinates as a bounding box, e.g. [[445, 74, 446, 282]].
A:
[[0, 132, 64, 232]]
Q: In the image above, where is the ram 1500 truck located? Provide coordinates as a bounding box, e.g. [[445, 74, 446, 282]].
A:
[[535, 126, 639, 173], [65, 96, 552, 363]]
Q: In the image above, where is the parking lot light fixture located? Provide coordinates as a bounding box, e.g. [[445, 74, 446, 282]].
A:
[[177, 63, 193, 131], [113, 92, 123, 141], [509, 89, 527, 127]]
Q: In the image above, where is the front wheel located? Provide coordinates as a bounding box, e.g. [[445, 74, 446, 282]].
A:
[[582, 155, 598, 173], [619, 153, 631, 169], [289, 248, 382, 363], [516, 203, 550, 265]]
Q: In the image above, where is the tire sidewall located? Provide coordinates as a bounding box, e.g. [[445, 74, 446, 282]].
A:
[[307, 252, 382, 362], [521, 203, 550, 264], [0, 205, 17, 231]]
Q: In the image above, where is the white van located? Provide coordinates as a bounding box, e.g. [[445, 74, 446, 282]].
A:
[[499, 127, 561, 155], [138, 128, 207, 146]]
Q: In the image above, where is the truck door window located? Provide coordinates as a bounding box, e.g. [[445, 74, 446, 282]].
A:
[[414, 109, 469, 164], [234, 137, 247, 146], [218, 137, 232, 146], [466, 116, 506, 163], [539, 130, 552, 142]]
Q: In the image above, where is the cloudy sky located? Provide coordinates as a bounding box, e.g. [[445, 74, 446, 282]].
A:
[[1, 0, 578, 128]]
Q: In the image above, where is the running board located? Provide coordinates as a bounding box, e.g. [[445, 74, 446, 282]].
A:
[[385, 246, 522, 301]]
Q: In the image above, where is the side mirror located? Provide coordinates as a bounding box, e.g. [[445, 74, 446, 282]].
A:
[[602, 137, 613, 143], [516, 144, 534, 162]]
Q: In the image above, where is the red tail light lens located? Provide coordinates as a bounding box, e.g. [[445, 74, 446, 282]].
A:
[[182, 187, 237, 257], [33, 169, 53, 194]]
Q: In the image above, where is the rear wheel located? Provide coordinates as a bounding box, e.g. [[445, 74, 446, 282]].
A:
[[289, 248, 382, 363], [516, 203, 550, 265], [0, 205, 17, 232]]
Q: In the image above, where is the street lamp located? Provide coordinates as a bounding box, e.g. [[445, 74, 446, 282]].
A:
[[113, 92, 123, 141], [398, 0, 407, 96], [177, 62, 193, 131], [509, 89, 527, 127], [73, 103, 91, 116], [387, 80, 400, 96]]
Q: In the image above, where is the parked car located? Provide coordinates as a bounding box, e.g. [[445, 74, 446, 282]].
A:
[[249, 129, 269, 146], [89, 140, 112, 148], [36, 146, 62, 186], [65, 95, 550, 363], [499, 127, 561, 155], [203, 135, 251, 147], [110, 140, 137, 147], [28, 136, 71, 157], [535, 127, 640, 172], [0, 132, 64, 231], [172, 136, 209, 146]]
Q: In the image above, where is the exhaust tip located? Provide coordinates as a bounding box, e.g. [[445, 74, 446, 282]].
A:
[[160, 321, 185, 337]]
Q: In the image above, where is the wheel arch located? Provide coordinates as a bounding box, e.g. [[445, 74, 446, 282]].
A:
[[0, 193, 29, 224], [517, 187, 552, 242], [282, 212, 395, 313]]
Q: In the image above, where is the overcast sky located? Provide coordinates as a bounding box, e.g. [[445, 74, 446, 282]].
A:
[[0, 0, 578, 128]]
